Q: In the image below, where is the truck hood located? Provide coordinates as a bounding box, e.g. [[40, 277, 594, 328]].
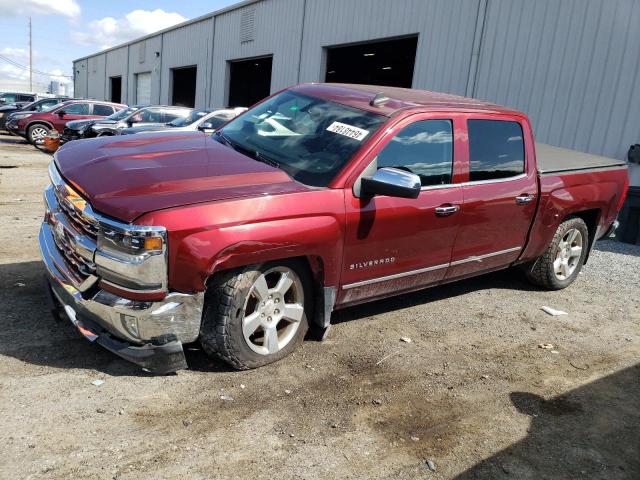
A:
[[54, 131, 308, 222]]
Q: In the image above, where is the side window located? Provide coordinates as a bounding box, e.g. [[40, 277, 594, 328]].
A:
[[136, 108, 161, 123], [467, 120, 525, 181], [64, 103, 90, 115], [163, 111, 181, 122], [207, 115, 230, 130], [376, 119, 453, 187], [93, 104, 114, 116]]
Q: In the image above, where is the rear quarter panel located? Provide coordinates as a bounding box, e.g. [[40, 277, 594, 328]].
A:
[[521, 167, 628, 262], [137, 189, 346, 293]]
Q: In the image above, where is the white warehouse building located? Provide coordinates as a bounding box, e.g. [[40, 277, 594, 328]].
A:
[[74, 0, 640, 241]]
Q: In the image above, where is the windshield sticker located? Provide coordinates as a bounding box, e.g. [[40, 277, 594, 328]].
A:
[[326, 121, 370, 141]]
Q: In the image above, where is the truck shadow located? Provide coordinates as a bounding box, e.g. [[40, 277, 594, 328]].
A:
[[594, 239, 640, 257], [454, 363, 640, 479]]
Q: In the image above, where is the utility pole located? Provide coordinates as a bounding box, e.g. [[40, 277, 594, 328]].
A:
[[29, 17, 32, 92]]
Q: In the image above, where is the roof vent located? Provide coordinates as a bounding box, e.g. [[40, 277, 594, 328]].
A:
[[370, 92, 390, 107]]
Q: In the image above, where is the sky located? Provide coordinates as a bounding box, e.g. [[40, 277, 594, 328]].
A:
[[0, 0, 237, 93]]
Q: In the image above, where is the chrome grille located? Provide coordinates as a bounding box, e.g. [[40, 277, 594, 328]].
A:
[[52, 227, 96, 278], [53, 187, 99, 238]]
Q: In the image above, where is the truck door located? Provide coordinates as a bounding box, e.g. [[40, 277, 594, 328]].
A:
[[445, 117, 537, 280], [339, 116, 463, 306]]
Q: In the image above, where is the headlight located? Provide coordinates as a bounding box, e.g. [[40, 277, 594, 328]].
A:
[[11, 113, 32, 120], [95, 223, 168, 295]]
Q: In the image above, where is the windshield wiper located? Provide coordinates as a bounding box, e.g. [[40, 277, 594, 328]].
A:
[[215, 130, 236, 150], [253, 150, 280, 169]]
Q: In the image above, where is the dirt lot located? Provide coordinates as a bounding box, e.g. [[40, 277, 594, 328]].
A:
[[1, 131, 639, 480]]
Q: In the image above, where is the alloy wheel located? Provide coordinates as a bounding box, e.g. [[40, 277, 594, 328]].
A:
[[241, 266, 305, 355], [553, 228, 583, 280]]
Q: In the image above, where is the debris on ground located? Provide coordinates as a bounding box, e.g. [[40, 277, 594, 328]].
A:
[[372, 398, 383, 405], [13, 282, 25, 287], [284, 389, 292, 394], [96, 408, 106, 414], [400, 337, 412, 343], [425, 459, 437, 472], [240, 384, 246, 389], [90, 379, 104, 387], [538, 343, 554, 349], [541, 306, 568, 316], [376, 350, 400, 365], [219, 395, 234, 402], [410, 436, 420, 442]]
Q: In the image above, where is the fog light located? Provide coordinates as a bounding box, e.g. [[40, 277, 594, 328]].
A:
[[120, 314, 139, 338]]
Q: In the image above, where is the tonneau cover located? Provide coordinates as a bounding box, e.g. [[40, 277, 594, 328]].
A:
[[536, 143, 626, 174]]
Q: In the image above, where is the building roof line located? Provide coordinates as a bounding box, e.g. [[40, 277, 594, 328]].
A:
[[72, 0, 261, 63]]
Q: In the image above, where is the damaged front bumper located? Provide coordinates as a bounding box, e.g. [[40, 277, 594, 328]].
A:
[[40, 222, 203, 374]]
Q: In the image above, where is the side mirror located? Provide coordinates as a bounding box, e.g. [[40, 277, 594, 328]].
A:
[[360, 167, 421, 199], [198, 121, 214, 131], [57, 110, 66, 116]]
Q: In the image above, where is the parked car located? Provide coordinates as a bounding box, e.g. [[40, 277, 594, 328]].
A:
[[6, 99, 126, 145], [0, 102, 30, 129], [120, 107, 247, 135], [2, 97, 71, 130], [40, 83, 629, 373], [0, 92, 37, 105], [90, 106, 192, 137], [61, 105, 145, 142]]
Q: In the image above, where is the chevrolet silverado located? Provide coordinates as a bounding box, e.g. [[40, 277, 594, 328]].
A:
[[40, 83, 629, 373]]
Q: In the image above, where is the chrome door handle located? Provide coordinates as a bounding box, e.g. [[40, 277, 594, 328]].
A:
[[435, 205, 460, 216], [516, 194, 534, 205]]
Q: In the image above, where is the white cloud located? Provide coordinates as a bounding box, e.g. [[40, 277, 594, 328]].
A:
[[72, 9, 188, 50], [0, 0, 80, 18]]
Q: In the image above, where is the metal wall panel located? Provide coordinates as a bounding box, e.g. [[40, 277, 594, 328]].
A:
[[73, 59, 88, 98], [86, 54, 106, 100], [209, 0, 305, 107], [160, 19, 213, 108], [298, 0, 480, 95], [473, 0, 640, 161], [105, 47, 128, 102], [126, 35, 163, 105]]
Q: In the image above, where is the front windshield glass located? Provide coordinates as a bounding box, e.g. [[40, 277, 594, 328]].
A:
[[169, 109, 210, 127], [108, 107, 140, 121], [218, 91, 386, 187]]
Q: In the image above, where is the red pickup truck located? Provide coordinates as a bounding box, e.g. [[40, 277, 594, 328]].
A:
[[40, 83, 629, 373]]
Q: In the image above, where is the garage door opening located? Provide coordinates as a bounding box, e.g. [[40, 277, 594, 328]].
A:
[[228, 56, 272, 108], [171, 66, 197, 108], [325, 36, 418, 88], [109, 76, 121, 103]]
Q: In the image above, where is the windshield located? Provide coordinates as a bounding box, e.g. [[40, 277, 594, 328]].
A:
[[218, 91, 386, 187], [169, 109, 211, 127], [107, 106, 140, 121]]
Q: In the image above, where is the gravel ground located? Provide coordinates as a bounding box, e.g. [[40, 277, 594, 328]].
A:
[[1, 132, 639, 479]]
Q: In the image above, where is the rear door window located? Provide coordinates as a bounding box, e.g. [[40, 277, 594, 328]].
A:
[[376, 119, 453, 187], [467, 120, 525, 181], [63, 103, 90, 115], [93, 104, 114, 116]]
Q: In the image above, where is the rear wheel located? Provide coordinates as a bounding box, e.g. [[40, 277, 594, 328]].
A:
[[200, 260, 312, 369], [524, 217, 589, 290], [27, 124, 52, 146]]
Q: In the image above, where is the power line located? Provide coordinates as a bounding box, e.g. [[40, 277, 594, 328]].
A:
[[0, 54, 72, 78]]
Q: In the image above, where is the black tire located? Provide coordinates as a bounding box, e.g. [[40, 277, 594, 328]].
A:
[[200, 259, 312, 370], [27, 123, 53, 145], [524, 217, 589, 290]]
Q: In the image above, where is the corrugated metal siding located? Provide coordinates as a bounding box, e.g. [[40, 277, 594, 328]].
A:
[[87, 54, 106, 100], [160, 19, 213, 107], [73, 59, 88, 98], [126, 35, 162, 105], [105, 47, 128, 101], [209, 0, 305, 107], [474, 0, 640, 160], [298, 0, 480, 95]]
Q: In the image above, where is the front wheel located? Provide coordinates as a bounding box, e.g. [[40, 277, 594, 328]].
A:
[[27, 124, 52, 146], [524, 217, 589, 290], [200, 260, 312, 369]]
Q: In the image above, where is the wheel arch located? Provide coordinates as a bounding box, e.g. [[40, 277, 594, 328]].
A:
[[26, 120, 54, 132], [563, 208, 601, 264]]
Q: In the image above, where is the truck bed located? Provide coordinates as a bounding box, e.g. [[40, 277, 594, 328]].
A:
[[536, 143, 626, 174]]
